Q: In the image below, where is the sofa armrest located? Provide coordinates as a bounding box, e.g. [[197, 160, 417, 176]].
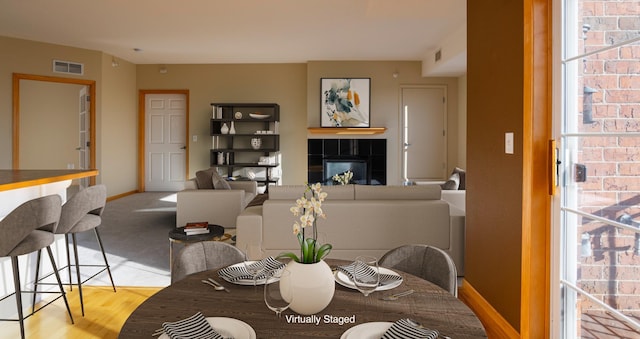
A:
[[176, 189, 246, 228], [447, 206, 465, 276], [229, 180, 258, 195], [184, 179, 198, 190], [236, 206, 263, 252]]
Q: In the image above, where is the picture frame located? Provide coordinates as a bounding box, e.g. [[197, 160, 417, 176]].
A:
[[320, 78, 370, 127]]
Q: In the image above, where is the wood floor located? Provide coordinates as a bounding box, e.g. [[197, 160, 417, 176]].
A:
[[0, 286, 161, 339]]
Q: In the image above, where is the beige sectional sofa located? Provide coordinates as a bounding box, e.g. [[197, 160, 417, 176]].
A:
[[236, 184, 465, 275]]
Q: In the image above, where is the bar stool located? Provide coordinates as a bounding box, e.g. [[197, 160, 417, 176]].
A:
[[0, 195, 74, 339], [34, 184, 114, 316]]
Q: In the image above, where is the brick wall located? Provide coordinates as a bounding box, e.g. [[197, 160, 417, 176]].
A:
[[576, 0, 640, 320]]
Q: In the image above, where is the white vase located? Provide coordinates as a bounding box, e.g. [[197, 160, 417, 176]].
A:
[[280, 260, 335, 315], [229, 121, 236, 134], [220, 123, 229, 134]]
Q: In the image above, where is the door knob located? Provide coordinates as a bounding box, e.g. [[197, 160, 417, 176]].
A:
[[180, 146, 187, 150]]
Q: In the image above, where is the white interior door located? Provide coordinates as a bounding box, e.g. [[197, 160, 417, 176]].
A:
[[78, 86, 89, 189], [145, 93, 187, 191], [401, 86, 447, 183]]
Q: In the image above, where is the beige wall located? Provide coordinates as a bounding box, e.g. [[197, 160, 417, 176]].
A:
[[0, 36, 102, 169], [135, 62, 463, 186], [1, 35, 465, 195], [0, 36, 138, 197], [136, 63, 309, 185], [306, 61, 461, 184], [100, 53, 138, 195]]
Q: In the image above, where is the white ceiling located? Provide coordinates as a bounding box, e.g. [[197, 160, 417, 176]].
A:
[[0, 0, 466, 71]]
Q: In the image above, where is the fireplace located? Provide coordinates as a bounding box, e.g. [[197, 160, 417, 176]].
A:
[[308, 139, 386, 185], [324, 159, 368, 185]]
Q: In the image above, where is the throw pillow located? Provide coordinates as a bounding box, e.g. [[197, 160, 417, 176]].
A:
[[195, 169, 215, 189], [441, 172, 460, 190], [211, 171, 231, 190], [453, 167, 466, 190]]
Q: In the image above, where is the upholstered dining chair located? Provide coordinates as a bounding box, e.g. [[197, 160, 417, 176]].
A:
[[379, 244, 458, 297], [171, 241, 245, 284], [0, 195, 74, 339], [34, 184, 113, 316]]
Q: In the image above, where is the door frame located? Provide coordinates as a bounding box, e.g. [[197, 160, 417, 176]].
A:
[[137, 89, 190, 191], [12, 73, 97, 186]]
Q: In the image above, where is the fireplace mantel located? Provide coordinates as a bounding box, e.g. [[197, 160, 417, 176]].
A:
[[307, 127, 386, 135]]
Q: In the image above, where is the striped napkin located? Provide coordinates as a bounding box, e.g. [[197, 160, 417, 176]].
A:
[[337, 262, 402, 286], [381, 318, 439, 339], [161, 312, 224, 339], [218, 256, 285, 282]]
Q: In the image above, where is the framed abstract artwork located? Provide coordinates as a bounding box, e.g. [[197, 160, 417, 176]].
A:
[[320, 78, 370, 127]]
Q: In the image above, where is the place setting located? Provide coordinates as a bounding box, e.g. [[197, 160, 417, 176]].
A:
[[153, 311, 256, 339], [332, 256, 447, 338], [333, 255, 404, 295], [341, 318, 443, 339], [217, 245, 286, 286]]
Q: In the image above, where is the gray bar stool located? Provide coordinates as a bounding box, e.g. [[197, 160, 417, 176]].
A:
[[34, 184, 115, 316], [0, 195, 74, 339]]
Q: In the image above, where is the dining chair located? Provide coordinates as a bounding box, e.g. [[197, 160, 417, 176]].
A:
[[171, 241, 245, 284], [34, 184, 113, 316], [0, 195, 74, 339], [379, 244, 458, 297]]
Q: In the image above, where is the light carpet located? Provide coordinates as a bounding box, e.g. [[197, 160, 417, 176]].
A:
[[73, 191, 234, 288]]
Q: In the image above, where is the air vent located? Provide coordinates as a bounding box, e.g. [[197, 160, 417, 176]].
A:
[[53, 60, 84, 75], [435, 49, 442, 62]]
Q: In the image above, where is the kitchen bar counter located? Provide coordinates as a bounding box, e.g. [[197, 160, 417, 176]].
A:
[[0, 169, 98, 192]]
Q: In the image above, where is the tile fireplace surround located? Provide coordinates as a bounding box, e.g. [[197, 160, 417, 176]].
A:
[[307, 138, 386, 185]]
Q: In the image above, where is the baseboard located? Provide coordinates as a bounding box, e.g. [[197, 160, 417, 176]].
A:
[[107, 189, 140, 202], [459, 278, 520, 338]]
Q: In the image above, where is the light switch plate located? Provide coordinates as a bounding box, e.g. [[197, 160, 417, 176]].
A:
[[192, 135, 197, 142], [505, 132, 514, 154]]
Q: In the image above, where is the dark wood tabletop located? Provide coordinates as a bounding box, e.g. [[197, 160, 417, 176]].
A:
[[119, 259, 486, 338]]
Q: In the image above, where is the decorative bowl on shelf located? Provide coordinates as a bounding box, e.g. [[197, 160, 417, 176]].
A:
[[249, 113, 270, 119]]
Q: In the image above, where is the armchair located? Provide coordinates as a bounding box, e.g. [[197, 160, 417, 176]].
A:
[[176, 179, 258, 228]]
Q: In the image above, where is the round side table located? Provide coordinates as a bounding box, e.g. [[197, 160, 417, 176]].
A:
[[168, 225, 231, 271]]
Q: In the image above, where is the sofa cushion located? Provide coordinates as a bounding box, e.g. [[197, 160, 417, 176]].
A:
[[195, 169, 215, 189], [441, 172, 460, 190], [212, 171, 231, 190], [268, 184, 355, 200], [354, 185, 441, 200], [453, 167, 466, 190]]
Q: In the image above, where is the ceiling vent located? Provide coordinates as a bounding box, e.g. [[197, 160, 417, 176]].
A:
[[52, 60, 84, 75], [435, 49, 442, 62]]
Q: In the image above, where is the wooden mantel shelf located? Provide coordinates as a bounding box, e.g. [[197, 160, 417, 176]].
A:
[[307, 127, 387, 135]]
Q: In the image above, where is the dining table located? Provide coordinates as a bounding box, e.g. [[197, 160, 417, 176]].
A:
[[119, 259, 486, 338]]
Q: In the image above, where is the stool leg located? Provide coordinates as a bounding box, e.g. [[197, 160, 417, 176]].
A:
[[94, 228, 116, 292], [71, 234, 84, 316], [11, 257, 25, 339], [65, 233, 73, 291], [46, 246, 74, 324], [31, 249, 42, 315]]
